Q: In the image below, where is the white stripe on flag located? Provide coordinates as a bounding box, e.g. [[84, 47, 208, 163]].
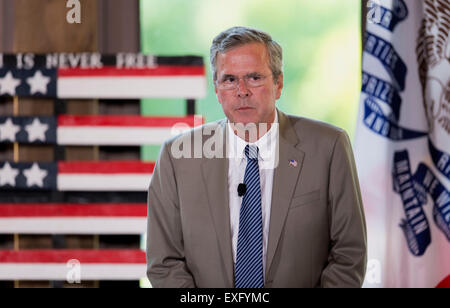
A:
[[57, 174, 152, 191], [58, 76, 207, 99], [0, 264, 146, 280], [57, 127, 183, 145], [0, 218, 146, 234]]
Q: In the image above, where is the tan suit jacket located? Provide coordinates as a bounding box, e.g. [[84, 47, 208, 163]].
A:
[[147, 109, 367, 288]]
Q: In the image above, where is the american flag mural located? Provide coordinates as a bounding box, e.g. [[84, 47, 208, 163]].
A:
[[0, 53, 206, 283]]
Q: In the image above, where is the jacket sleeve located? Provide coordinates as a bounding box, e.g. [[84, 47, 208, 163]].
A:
[[321, 130, 367, 288], [146, 141, 196, 288]]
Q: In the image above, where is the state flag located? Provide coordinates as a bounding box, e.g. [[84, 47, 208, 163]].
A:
[[355, 0, 450, 288]]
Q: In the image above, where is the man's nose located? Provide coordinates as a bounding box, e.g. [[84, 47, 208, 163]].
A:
[[237, 78, 250, 97]]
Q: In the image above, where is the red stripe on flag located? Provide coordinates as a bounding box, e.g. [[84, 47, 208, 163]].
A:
[[0, 203, 147, 217], [58, 115, 204, 127], [436, 275, 450, 288], [0, 250, 146, 264], [57, 161, 155, 174], [58, 65, 205, 77]]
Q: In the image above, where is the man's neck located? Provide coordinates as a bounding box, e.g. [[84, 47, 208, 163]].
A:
[[230, 111, 276, 143]]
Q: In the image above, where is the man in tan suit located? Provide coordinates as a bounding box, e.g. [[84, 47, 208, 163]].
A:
[[147, 26, 367, 288]]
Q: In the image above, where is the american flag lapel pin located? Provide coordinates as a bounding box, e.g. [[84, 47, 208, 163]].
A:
[[289, 159, 297, 167]]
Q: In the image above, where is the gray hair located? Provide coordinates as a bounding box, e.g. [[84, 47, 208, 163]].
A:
[[210, 26, 283, 83]]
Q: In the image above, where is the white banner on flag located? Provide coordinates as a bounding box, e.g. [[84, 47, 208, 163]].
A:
[[355, 0, 450, 288]]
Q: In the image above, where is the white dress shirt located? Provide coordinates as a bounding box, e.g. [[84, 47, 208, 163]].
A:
[[227, 112, 279, 279]]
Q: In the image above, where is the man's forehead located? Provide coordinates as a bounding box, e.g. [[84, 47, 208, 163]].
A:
[[216, 43, 270, 74], [217, 43, 268, 60]]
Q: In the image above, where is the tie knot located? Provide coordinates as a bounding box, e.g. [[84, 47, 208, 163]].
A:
[[245, 145, 259, 160]]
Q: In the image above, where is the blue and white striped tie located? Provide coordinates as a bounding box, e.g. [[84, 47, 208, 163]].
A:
[[235, 144, 264, 288]]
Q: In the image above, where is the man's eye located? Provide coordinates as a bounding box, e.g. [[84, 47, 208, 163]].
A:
[[224, 77, 236, 83], [251, 76, 261, 81]]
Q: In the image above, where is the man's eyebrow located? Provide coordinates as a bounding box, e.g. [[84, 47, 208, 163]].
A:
[[221, 72, 262, 79], [220, 74, 236, 81], [246, 72, 263, 77]]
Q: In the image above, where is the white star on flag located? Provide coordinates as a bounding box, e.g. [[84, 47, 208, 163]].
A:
[[23, 163, 48, 188], [25, 118, 49, 142], [0, 118, 21, 142], [0, 162, 20, 187], [0, 71, 21, 96], [26, 70, 51, 95]]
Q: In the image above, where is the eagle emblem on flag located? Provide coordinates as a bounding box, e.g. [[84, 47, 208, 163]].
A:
[[416, 0, 450, 143]]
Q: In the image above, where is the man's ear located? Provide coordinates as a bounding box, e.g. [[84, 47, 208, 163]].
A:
[[275, 73, 283, 100]]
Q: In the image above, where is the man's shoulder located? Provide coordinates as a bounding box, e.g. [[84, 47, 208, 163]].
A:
[[281, 112, 352, 162], [284, 112, 346, 141]]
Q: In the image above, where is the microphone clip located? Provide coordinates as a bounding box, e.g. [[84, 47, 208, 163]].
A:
[[237, 183, 247, 197]]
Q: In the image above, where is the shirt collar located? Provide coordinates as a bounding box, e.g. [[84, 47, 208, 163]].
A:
[[227, 111, 279, 165]]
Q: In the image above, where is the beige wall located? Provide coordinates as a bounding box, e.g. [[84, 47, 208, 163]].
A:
[[0, 0, 139, 53], [0, 0, 14, 52]]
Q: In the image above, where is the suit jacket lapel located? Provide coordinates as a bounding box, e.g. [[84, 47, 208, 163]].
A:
[[266, 109, 305, 278], [201, 120, 234, 287]]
